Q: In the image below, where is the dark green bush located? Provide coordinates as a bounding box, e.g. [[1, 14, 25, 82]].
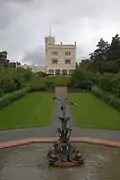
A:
[[92, 86, 120, 111], [30, 83, 47, 92], [44, 81, 55, 88], [0, 82, 48, 109], [70, 67, 93, 90], [0, 87, 30, 109], [28, 77, 47, 92], [37, 71, 47, 77], [0, 77, 17, 93], [98, 74, 113, 92]]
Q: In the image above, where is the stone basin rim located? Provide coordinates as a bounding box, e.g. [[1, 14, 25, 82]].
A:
[[0, 137, 120, 149]]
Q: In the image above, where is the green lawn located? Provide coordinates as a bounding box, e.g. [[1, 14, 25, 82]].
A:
[[68, 93, 120, 130], [0, 92, 53, 129]]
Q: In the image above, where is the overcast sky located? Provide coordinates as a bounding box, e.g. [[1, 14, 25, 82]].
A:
[[0, 0, 120, 65]]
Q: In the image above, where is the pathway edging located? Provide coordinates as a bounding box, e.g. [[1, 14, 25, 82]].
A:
[[0, 137, 120, 149]]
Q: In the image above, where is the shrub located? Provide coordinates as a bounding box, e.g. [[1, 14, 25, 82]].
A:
[[13, 75, 25, 90], [28, 76, 47, 92], [37, 71, 47, 77], [98, 74, 113, 92], [0, 81, 48, 109], [43, 76, 70, 86], [30, 83, 47, 92], [111, 73, 120, 98], [0, 87, 30, 109], [0, 77, 17, 93], [70, 67, 93, 90], [92, 86, 120, 111], [44, 81, 55, 88]]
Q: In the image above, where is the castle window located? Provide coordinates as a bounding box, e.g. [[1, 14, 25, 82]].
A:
[[55, 69, 61, 75], [65, 51, 71, 56], [65, 59, 71, 64], [49, 69, 54, 75], [52, 51, 58, 55], [62, 69, 67, 75], [52, 59, 58, 64]]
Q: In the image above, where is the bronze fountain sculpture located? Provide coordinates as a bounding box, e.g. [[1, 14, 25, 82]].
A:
[[47, 97, 84, 167]]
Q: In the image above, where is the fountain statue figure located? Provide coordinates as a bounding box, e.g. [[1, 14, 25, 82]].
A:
[[47, 97, 84, 167]]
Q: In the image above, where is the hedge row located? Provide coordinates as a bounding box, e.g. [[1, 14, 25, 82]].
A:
[[0, 83, 48, 109], [0, 87, 30, 109], [29, 83, 47, 92], [92, 86, 120, 111]]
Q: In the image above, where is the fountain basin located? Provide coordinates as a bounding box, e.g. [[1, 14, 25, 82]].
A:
[[0, 143, 120, 180], [1, 137, 120, 149]]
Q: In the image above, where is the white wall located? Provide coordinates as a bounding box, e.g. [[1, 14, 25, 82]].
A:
[[45, 36, 76, 74]]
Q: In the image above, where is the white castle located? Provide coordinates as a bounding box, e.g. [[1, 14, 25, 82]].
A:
[[20, 35, 76, 75]]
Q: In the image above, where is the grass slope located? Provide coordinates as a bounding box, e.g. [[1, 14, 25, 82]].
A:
[[0, 92, 53, 129], [68, 93, 120, 130]]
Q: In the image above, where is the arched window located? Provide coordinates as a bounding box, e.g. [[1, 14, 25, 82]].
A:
[[49, 69, 54, 75], [62, 69, 67, 75], [55, 69, 61, 75]]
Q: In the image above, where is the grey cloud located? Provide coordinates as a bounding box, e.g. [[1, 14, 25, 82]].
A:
[[21, 46, 45, 65], [0, 0, 120, 63], [0, 1, 23, 30], [2, 0, 33, 4], [0, 4, 14, 29], [77, 47, 89, 61]]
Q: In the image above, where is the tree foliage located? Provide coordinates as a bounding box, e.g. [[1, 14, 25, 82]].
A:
[[80, 34, 120, 74], [0, 50, 21, 68], [70, 67, 93, 90]]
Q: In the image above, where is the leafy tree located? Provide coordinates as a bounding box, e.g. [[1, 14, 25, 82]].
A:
[[108, 34, 120, 61], [90, 38, 110, 74], [80, 59, 93, 71], [70, 67, 93, 90], [0, 76, 17, 93], [99, 74, 113, 92], [111, 73, 120, 97], [82, 35, 120, 74], [0, 51, 9, 67]]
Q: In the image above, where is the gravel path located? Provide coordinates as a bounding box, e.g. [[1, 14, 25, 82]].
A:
[[0, 94, 120, 142]]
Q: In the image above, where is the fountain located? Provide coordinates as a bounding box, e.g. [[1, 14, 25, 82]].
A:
[[47, 97, 85, 167]]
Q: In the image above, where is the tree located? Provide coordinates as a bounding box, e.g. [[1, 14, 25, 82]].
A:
[[80, 59, 93, 71], [108, 34, 120, 61], [0, 76, 17, 93], [70, 67, 93, 90], [90, 38, 110, 74], [99, 74, 113, 92], [0, 51, 9, 67]]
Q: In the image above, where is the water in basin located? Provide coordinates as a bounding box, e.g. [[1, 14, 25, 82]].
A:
[[0, 143, 120, 180]]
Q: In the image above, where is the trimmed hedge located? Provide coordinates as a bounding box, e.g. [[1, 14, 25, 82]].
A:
[[0, 87, 30, 109], [44, 81, 55, 88], [92, 86, 120, 111], [43, 76, 70, 86], [0, 83, 47, 109], [30, 83, 47, 92]]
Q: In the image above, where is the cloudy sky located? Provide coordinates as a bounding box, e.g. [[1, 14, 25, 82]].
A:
[[0, 0, 120, 65]]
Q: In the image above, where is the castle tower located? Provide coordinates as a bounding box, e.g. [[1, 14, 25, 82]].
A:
[[45, 35, 76, 76]]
